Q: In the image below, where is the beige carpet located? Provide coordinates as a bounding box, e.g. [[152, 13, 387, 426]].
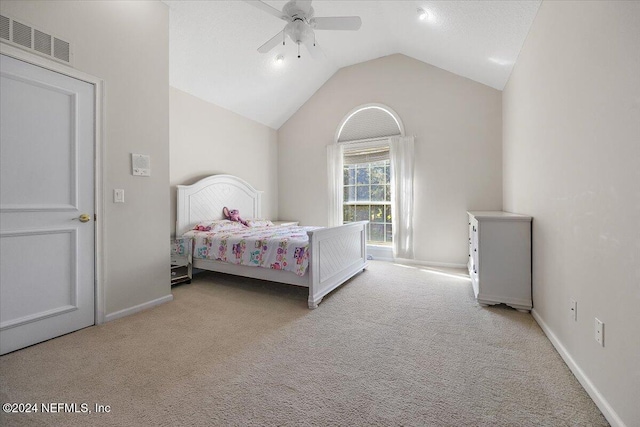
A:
[[0, 261, 607, 426]]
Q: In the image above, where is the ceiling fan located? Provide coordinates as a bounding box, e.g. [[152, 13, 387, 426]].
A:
[[244, 0, 362, 59]]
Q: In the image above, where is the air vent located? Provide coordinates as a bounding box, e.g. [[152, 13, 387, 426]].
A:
[[34, 29, 51, 55], [0, 14, 72, 65], [0, 15, 9, 41], [53, 37, 69, 62], [12, 20, 31, 48]]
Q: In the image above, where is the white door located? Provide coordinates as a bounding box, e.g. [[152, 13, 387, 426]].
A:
[[0, 54, 95, 355]]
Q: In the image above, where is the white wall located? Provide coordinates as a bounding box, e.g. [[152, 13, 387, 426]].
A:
[[0, 1, 171, 315], [502, 1, 640, 425], [278, 54, 502, 265], [170, 87, 278, 235]]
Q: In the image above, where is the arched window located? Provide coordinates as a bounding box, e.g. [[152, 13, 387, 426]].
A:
[[335, 104, 404, 143], [329, 104, 409, 250]]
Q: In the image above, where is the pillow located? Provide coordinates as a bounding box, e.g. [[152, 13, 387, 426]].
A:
[[245, 219, 274, 227], [193, 219, 245, 232]]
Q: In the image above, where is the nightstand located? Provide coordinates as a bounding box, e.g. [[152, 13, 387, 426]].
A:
[[272, 220, 299, 227], [171, 236, 192, 285]]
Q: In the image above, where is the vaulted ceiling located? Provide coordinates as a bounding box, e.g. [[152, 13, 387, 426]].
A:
[[165, 0, 541, 129]]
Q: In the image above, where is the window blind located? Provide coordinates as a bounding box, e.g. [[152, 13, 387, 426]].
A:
[[343, 146, 390, 165], [337, 107, 401, 142]]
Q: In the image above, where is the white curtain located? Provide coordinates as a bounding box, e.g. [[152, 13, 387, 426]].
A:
[[389, 135, 415, 259], [327, 144, 344, 227]]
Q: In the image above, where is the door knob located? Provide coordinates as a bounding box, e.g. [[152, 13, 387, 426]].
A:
[[74, 214, 91, 223]]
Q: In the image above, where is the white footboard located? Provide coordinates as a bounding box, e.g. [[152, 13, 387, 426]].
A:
[[306, 221, 368, 309]]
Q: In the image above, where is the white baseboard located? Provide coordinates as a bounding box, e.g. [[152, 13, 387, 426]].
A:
[[393, 257, 467, 269], [105, 294, 173, 322], [367, 245, 394, 262], [531, 309, 626, 427]]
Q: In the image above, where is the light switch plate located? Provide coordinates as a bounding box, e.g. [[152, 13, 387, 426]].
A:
[[569, 299, 577, 321], [114, 189, 124, 203]]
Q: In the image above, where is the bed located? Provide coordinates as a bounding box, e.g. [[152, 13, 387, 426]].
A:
[[176, 174, 368, 308]]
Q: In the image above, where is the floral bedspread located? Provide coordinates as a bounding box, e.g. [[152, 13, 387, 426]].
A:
[[183, 225, 322, 276]]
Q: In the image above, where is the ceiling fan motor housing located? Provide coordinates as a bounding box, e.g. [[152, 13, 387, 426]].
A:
[[283, 2, 314, 21], [285, 19, 314, 44]]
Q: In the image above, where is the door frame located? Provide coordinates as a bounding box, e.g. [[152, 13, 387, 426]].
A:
[[1, 43, 106, 324]]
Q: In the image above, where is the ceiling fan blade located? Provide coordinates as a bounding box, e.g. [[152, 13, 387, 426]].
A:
[[311, 16, 362, 31], [258, 30, 285, 53], [304, 39, 324, 60], [243, 0, 289, 21]]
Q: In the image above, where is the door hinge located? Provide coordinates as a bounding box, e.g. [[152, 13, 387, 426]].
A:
[[94, 213, 97, 221]]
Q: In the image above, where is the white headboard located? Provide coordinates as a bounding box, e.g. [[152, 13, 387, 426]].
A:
[[176, 175, 263, 235]]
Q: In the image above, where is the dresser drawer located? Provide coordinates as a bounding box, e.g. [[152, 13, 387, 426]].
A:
[[171, 254, 189, 266], [468, 217, 479, 273]]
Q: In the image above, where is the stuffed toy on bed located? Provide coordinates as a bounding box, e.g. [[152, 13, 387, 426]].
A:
[[223, 206, 248, 227]]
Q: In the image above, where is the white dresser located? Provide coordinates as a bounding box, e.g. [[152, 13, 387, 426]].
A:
[[467, 211, 532, 312]]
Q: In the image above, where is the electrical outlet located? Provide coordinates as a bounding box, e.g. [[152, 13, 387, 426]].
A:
[[595, 318, 604, 346], [569, 299, 577, 321]]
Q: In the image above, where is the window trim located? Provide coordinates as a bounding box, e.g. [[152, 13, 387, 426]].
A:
[[334, 103, 405, 144]]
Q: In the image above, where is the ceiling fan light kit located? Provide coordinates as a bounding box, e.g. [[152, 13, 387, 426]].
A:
[[245, 0, 362, 59]]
